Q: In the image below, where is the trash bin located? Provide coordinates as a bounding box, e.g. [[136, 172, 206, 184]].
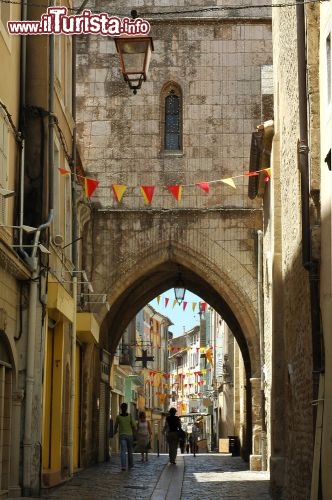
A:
[[228, 435, 239, 456]]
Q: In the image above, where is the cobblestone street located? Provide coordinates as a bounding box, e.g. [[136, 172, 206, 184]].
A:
[[11, 453, 271, 500]]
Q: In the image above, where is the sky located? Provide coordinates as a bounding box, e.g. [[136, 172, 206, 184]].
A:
[[149, 289, 203, 337]]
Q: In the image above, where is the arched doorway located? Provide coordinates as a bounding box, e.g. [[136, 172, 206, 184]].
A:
[[98, 259, 261, 465]]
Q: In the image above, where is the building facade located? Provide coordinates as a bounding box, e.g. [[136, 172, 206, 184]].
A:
[[266, 2, 321, 499]]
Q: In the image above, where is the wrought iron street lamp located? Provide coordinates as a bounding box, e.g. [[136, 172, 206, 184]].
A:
[[174, 272, 186, 305], [114, 35, 154, 94]]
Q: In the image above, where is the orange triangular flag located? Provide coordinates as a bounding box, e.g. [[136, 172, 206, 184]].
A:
[[167, 185, 182, 202], [205, 347, 213, 367], [111, 184, 127, 202], [221, 178, 236, 189], [172, 299, 177, 308], [85, 178, 100, 198], [264, 168, 271, 182], [192, 302, 197, 311], [156, 295, 161, 305], [196, 182, 210, 193], [58, 167, 71, 175], [140, 185, 155, 205]]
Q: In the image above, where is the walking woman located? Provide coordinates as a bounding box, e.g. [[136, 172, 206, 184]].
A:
[[114, 402, 136, 471], [135, 411, 152, 462], [163, 407, 182, 464]]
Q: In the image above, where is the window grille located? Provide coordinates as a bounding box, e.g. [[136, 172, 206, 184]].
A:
[[161, 83, 182, 153], [165, 92, 180, 150]]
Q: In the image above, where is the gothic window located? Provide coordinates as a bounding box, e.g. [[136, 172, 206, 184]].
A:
[[165, 92, 180, 150], [161, 83, 182, 153]]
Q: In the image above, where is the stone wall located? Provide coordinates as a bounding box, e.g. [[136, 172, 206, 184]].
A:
[[75, 7, 272, 212], [75, 0, 272, 469], [269, 5, 320, 499]]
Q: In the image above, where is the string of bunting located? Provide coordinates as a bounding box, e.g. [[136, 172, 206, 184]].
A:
[[58, 167, 271, 201], [156, 297, 207, 311]]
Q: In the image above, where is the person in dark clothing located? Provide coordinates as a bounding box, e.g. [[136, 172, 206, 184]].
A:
[[163, 407, 182, 464], [178, 429, 187, 454]]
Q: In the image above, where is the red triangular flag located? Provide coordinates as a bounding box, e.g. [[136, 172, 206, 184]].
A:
[[243, 171, 259, 177], [140, 185, 155, 205], [183, 301, 188, 311], [196, 182, 210, 193], [200, 301, 207, 312], [85, 178, 99, 198], [167, 185, 182, 202], [165, 297, 169, 308]]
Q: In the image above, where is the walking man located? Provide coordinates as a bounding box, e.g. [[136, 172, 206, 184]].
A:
[[163, 407, 182, 464]]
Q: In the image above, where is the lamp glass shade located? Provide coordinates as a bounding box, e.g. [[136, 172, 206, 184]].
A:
[[115, 36, 153, 91], [174, 274, 186, 304]]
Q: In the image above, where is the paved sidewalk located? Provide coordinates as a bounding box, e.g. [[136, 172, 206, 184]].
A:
[[9, 453, 271, 500]]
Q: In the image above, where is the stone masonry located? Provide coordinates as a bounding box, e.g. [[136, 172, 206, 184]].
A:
[[75, 0, 272, 472]]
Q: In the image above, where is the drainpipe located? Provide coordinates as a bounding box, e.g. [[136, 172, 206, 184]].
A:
[[69, 31, 78, 476], [296, 0, 322, 421], [19, 1, 27, 247], [22, 11, 55, 495], [257, 230, 267, 471]]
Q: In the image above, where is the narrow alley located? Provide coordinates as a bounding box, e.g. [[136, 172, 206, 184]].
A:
[[10, 453, 271, 500]]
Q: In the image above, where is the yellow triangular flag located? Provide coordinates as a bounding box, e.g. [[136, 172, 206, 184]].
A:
[[221, 177, 236, 189], [111, 184, 127, 203]]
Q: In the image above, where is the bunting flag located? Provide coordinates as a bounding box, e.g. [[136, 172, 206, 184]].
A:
[[156, 295, 161, 305], [168, 185, 182, 202], [196, 182, 210, 193], [221, 177, 236, 189], [172, 299, 177, 308], [58, 167, 271, 204], [264, 168, 271, 182], [244, 171, 259, 177], [200, 302, 207, 312], [182, 301, 188, 311], [165, 297, 169, 308], [85, 178, 99, 198], [192, 302, 197, 311], [111, 184, 127, 203], [58, 167, 71, 175], [140, 185, 155, 205], [205, 347, 213, 367]]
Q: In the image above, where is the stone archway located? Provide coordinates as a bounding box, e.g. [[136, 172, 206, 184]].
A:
[[84, 207, 263, 467]]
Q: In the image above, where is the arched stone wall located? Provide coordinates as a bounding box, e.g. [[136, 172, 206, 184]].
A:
[[86, 208, 261, 376], [82, 207, 263, 464]]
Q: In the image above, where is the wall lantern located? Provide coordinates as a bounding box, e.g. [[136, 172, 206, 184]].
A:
[[114, 35, 154, 94], [174, 272, 186, 305]]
